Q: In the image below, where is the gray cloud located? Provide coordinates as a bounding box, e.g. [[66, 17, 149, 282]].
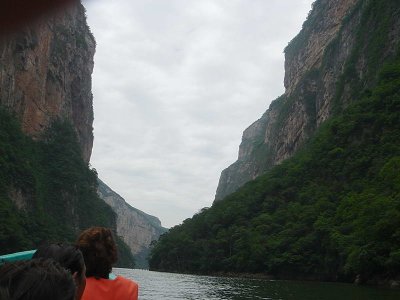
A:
[[85, 0, 313, 228]]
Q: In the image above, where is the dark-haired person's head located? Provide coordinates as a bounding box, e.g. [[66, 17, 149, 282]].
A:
[[33, 243, 86, 299], [76, 227, 118, 279], [0, 259, 75, 300]]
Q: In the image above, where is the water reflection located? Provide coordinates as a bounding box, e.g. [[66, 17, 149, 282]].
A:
[[114, 268, 400, 300]]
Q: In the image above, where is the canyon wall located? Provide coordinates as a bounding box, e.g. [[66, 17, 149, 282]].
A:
[[0, 1, 167, 267], [97, 179, 167, 268], [0, 2, 94, 162], [215, 0, 400, 201]]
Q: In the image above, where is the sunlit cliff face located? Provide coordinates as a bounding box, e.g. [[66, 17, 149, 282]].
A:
[[0, 1, 95, 162]]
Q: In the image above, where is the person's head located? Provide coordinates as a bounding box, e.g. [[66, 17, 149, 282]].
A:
[[32, 243, 86, 300], [0, 259, 75, 300], [76, 227, 117, 279]]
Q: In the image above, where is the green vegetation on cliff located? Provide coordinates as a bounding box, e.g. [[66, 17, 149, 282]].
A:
[[149, 0, 400, 282], [149, 55, 400, 282], [0, 110, 135, 267]]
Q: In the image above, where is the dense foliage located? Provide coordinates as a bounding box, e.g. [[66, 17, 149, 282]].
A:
[[149, 0, 400, 282], [0, 111, 135, 267], [149, 56, 400, 282]]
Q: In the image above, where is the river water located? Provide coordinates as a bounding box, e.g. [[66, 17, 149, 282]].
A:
[[114, 268, 400, 300]]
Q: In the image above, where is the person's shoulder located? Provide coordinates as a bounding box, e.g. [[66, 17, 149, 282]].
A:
[[116, 275, 138, 288], [115, 275, 138, 298]]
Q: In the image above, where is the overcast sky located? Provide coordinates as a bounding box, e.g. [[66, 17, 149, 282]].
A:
[[85, 0, 314, 228]]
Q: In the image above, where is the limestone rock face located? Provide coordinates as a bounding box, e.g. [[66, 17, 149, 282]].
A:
[[284, 0, 359, 96], [97, 179, 167, 268], [215, 0, 400, 201], [0, 2, 95, 162]]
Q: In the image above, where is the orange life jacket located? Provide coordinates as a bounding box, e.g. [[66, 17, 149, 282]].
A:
[[81, 276, 138, 300]]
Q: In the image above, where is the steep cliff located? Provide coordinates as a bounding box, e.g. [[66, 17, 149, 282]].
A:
[[215, 0, 400, 201], [0, 1, 165, 268], [0, 2, 102, 244], [0, 2, 95, 162], [97, 179, 167, 268], [150, 0, 400, 283]]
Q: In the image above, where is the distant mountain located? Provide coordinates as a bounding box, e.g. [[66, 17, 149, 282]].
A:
[[97, 179, 167, 268]]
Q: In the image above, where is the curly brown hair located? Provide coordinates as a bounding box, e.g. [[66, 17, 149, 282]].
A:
[[76, 227, 118, 279]]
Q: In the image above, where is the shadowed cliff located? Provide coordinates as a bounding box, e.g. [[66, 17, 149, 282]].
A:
[[215, 0, 400, 201]]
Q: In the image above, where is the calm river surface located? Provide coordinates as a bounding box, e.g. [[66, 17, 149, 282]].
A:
[[114, 268, 400, 300]]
